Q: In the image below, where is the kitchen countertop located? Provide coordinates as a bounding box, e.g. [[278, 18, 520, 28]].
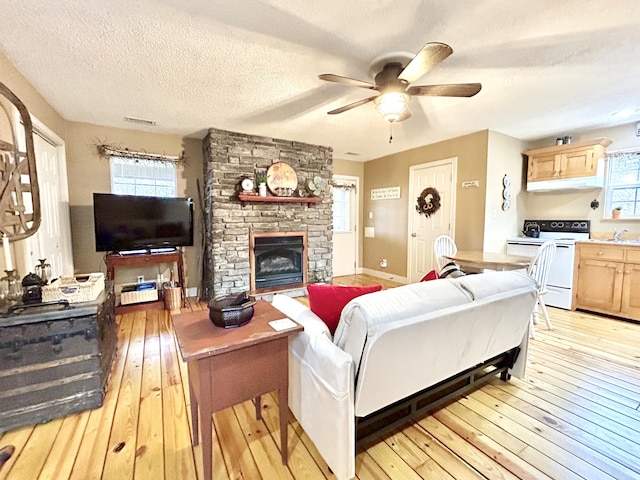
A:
[[577, 239, 640, 246]]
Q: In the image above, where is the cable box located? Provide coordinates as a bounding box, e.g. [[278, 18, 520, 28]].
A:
[[121, 281, 156, 292]]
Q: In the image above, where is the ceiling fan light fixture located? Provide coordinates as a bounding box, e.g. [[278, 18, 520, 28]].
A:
[[375, 92, 409, 123]]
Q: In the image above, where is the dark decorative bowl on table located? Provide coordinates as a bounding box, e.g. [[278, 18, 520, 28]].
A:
[[208, 292, 256, 328]]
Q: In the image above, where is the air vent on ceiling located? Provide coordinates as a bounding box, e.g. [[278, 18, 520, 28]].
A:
[[124, 116, 156, 126]]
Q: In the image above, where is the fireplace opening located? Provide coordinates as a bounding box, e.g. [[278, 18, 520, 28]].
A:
[[250, 232, 307, 291]]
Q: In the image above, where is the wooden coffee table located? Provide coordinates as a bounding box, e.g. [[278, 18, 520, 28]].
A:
[[171, 299, 302, 480]]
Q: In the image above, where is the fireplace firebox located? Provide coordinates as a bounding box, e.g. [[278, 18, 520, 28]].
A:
[[250, 232, 307, 291]]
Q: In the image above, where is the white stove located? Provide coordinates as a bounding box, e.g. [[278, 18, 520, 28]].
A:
[[506, 220, 590, 310]]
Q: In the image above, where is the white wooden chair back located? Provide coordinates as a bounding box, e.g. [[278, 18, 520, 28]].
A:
[[433, 235, 457, 271], [527, 240, 557, 337], [527, 241, 557, 293]]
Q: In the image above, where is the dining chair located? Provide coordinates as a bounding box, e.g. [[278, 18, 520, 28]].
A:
[[527, 240, 557, 339], [433, 234, 457, 271]]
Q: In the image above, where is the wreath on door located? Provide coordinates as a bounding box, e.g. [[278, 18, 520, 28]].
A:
[[415, 187, 441, 217]]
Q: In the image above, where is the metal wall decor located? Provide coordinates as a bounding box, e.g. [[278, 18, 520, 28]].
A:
[[502, 174, 511, 211], [0, 82, 40, 240], [415, 187, 441, 217]]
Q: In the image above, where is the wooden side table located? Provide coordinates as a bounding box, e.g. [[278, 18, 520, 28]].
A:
[[105, 250, 186, 313], [172, 300, 302, 480]]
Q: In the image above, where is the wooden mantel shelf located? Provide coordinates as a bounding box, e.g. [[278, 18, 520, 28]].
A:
[[238, 193, 322, 207]]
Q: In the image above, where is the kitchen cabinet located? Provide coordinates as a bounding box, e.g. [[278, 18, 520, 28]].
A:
[[575, 242, 640, 320], [524, 137, 612, 182]]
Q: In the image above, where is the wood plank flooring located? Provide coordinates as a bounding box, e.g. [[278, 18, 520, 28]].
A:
[[1, 274, 639, 479]]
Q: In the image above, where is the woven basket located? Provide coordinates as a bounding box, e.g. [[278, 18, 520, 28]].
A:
[[208, 293, 255, 328], [164, 286, 182, 310], [42, 273, 105, 304]]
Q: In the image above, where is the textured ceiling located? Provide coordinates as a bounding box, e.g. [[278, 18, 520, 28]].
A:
[[1, 1, 640, 160]]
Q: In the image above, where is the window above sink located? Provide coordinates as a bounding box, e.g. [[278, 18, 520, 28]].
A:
[[605, 149, 640, 219]]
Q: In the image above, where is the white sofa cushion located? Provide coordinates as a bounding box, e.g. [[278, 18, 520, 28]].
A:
[[333, 278, 473, 376]]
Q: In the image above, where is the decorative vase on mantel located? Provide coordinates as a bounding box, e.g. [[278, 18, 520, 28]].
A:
[[258, 182, 267, 197], [612, 207, 622, 219]]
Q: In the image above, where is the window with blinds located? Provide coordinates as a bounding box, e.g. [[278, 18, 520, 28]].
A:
[[110, 157, 177, 197]]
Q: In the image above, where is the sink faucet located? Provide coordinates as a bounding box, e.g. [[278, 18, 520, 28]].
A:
[[613, 228, 628, 241]]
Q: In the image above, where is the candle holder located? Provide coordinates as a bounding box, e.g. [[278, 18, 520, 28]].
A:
[[2, 270, 22, 305], [35, 258, 52, 284]]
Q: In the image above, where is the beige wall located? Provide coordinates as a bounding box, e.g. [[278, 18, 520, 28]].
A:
[[65, 121, 203, 290], [524, 122, 640, 237], [0, 51, 66, 139], [334, 158, 365, 269], [484, 131, 527, 252], [362, 130, 490, 277], [1, 51, 67, 274]]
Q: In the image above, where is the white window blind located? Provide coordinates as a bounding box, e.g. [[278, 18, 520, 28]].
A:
[[110, 157, 177, 197]]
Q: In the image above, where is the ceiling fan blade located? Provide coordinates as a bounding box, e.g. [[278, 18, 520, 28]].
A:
[[318, 74, 376, 90], [398, 42, 453, 84], [408, 83, 482, 97], [327, 96, 378, 115]]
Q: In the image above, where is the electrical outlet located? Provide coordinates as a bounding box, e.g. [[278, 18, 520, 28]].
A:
[[137, 275, 144, 283]]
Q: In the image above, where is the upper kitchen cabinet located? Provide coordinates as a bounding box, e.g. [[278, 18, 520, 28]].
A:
[[524, 138, 612, 185]]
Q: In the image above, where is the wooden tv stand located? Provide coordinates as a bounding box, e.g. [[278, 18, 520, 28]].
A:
[[105, 250, 186, 314]]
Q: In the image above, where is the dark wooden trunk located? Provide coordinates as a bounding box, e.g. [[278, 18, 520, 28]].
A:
[[0, 283, 117, 433]]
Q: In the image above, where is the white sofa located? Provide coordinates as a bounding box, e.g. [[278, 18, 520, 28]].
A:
[[272, 270, 537, 480]]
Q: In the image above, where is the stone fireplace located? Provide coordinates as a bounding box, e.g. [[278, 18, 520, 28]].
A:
[[202, 128, 333, 299]]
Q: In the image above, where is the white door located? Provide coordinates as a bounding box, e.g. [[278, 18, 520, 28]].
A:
[[24, 129, 74, 278], [332, 175, 358, 277], [407, 159, 456, 283]]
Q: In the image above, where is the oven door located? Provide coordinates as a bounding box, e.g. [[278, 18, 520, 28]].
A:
[[506, 239, 575, 309], [506, 240, 574, 288], [547, 244, 574, 288], [505, 239, 541, 258]]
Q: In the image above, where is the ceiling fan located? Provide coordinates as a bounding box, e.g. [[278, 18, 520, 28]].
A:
[[319, 42, 481, 124]]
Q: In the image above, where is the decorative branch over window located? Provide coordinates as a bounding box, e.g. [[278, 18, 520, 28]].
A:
[[332, 182, 356, 190], [97, 144, 186, 165]]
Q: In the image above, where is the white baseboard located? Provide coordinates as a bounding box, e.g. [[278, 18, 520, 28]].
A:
[[360, 268, 408, 285]]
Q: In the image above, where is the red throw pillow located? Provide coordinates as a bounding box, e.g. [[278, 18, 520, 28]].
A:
[[306, 284, 383, 334], [420, 270, 440, 282]]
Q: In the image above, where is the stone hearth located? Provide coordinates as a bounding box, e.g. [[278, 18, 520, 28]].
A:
[[202, 128, 333, 299]]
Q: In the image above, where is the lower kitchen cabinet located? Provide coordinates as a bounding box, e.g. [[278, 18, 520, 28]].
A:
[[576, 242, 640, 321], [621, 251, 640, 318]]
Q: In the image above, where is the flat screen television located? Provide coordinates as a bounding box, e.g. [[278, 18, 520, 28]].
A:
[[93, 193, 194, 252]]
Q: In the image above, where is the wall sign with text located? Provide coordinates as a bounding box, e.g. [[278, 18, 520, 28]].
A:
[[371, 186, 401, 200]]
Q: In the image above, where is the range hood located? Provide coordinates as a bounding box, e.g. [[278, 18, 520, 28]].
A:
[[527, 174, 604, 192]]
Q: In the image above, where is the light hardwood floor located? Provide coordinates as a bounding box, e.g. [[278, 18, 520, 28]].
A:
[[1, 274, 640, 479]]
